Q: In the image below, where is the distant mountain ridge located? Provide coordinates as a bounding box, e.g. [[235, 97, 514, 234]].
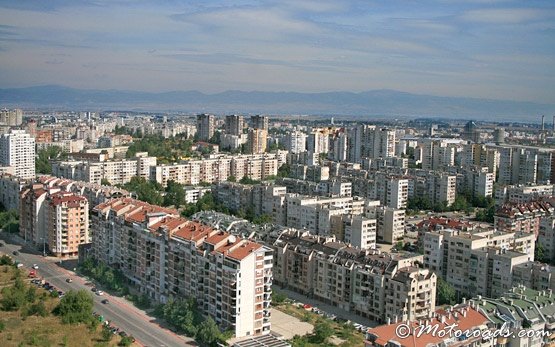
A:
[[0, 85, 553, 122]]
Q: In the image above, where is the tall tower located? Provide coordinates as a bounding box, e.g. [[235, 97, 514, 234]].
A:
[[0, 130, 35, 179], [542, 115, 545, 132], [225, 115, 244, 136], [196, 114, 215, 141], [251, 115, 268, 131]]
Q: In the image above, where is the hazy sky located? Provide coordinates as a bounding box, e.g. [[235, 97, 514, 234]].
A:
[[0, 0, 554, 103]]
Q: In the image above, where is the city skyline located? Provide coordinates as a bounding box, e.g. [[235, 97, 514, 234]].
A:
[[0, 1, 554, 104]]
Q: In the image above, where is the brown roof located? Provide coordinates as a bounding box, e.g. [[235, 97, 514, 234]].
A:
[[227, 241, 263, 261], [367, 306, 489, 347]]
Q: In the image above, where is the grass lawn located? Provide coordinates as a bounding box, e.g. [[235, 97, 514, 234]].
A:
[[0, 265, 138, 347]]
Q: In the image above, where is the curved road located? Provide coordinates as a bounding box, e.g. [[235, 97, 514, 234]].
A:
[[0, 233, 196, 347]]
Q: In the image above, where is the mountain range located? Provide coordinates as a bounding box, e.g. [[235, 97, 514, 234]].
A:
[[0, 85, 553, 122]]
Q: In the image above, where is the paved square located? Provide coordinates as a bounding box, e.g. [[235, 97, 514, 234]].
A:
[[271, 309, 314, 340]]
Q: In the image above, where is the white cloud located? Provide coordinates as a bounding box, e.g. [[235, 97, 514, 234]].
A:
[[460, 8, 549, 24]]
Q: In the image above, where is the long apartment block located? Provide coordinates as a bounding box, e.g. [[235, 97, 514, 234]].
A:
[[91, 198, 273, 338], [269, 229, 436, 323], [420, 228, 536, 297]]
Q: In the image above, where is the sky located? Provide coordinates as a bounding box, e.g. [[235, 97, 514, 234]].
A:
[[0, 0, 554, 103]]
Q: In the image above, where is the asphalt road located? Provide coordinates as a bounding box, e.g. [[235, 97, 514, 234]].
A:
[[0, 232, 196, 347]]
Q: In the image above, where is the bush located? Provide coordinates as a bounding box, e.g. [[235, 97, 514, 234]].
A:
[[118, 336, 134, 346], [54, 290, 94, 324], [102, 326, 113, 342]]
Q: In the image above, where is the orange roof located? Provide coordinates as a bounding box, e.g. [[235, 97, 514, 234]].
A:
[[49, 192, 87, 207], [205, 232, 230, 245], [171, 221, 213, 242], [367, 306, 489, 347], [226, 241, 262, 261]]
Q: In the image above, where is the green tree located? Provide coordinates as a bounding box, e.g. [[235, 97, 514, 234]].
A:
[[253, 214, 272, 225], [54, 290, 94, 324], [312, 320, 334, 344], [0, 209, 19, 233], [196, 317, 221, 346], [102, 325, 113, 341], [535, 243, 550, 263], [277, 164, 291, 178], [436, 277, 456, 306], [272, 292, 287, 305], [122, 177, 163, 205], [36, 146, 66, 174], [164, 180, 186, 208], [119, 336, 134, 346], [1, 284, 26, 311], [227, 175, 236, 182], [100, 178, 111, 186], [475, 204, 495, 223]]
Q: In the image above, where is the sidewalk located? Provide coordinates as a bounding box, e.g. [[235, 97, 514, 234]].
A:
[[274, 287, 379, 328]]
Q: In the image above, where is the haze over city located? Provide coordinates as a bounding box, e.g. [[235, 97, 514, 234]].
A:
[[0, 0, 554, 105], [2, 2, 555, 347]]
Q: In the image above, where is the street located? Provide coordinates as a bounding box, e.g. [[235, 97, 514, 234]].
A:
[[0, 232, 196, 347]]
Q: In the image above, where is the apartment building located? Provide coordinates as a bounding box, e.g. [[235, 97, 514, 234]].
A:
[[250, 115, 268, 131], [247, 129, 267, 154], [459, 143, 499, 173], [512, 262, 555, 291], [349, 175, 409, 210], [47, 192, 89, 257], [285, 194, 370, 235], [225, 115, 244, 136], [460, 166, 494, 198], [495, 184, 555, 206], [362, 157, 408, 170], [342, 214, 377, 250], [36, 139, 84, 153], [0, 130, 35, 179], [0, 108, 23, 126], [306, 130, 329, 154], [19, 176, 126, 255], [52, 154, 157, 185], [284, 130, 307, 154], [419, 139, 457, 171], [196, 113, 215, 141], [91, 198, 273, 338], [271, 230, 435, 323], [372, 206, 405, 244], [213, 182, 288, 225], [37, 176, 129, 207], [0, 173, 29, 211], [498, 146, 555, 185], [288, 164, 330, 182], [420, 228, 535, 297], [495, 200, 554, 237], [150, 154, 280, 187], [411, 170, 457, 206]]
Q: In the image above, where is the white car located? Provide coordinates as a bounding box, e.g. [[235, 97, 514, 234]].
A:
[[96, 290, 104, 296], [32, 264, 39, 269]]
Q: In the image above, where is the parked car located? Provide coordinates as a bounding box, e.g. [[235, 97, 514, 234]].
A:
[[66, 278, 73, 283], [96, 290, 104, 296], [12, 250, 19, 256], [101, 299, 109, 304], [32, 264, 39, 269]]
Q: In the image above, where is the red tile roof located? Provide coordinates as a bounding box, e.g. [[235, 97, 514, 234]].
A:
[[367, 306, 489, 347]]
